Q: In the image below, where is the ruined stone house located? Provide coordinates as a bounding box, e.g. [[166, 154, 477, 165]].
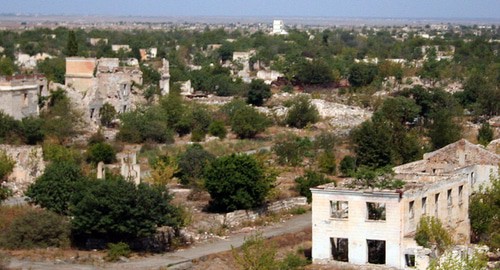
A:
[[0, 74, 48, 120], [311, 139, 499, 269], [65, 57, 143, 124]]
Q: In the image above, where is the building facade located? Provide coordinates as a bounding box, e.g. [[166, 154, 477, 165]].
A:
[[311, 139, 499, 269], [0, 75, 47, 120]]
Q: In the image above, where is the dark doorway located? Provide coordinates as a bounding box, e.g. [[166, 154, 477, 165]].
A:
[[330, 237, 348, 262]]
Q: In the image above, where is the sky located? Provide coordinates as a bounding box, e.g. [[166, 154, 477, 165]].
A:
[[1, 0, 500, 20]]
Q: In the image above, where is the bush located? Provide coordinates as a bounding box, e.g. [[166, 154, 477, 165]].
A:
[[339, 156, 357, 176], [87, 142, 116, 164], [230, 106, 270, 139], [285, 95, 319, 129], [317, 151, 336, 175], [477, 122, 493, 146], [0, 151, 15, 202], [247, 79, 271, 106], [106, 242, 131, 262], [272, 134, 313, 166], [415, 216, 452, 253], [208, 120, 227, 139], [0, 209, 70, 249], [295, 171, 333, 203], [205, 154, 275, 212], [177, 144, 214, 187], [99, 103, 117, 127]]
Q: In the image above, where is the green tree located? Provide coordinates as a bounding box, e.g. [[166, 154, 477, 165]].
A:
[[71, 176, 181, 243], [177, 144, 214, 187], [0, 151, 15, 201], [348, 63, 378, 87], [86, 142, 116, 164], [99, 103, 117, 127], [26, 161, 88, 215], [230, 106, 270, 139], [36, 58, 65, 84], [247, 79, 271, 106], [204, 154, 275, 212], [469, 175, 500, 249], [295, 171, 333, 203], [285, 95, 319, 129], [66, 30, 78, 57], [295, 60, 333, 85], [428, 109, 462, 150], [351, 118, 394, 168], [428, 250, 488, 270], [477, 122, 493, 146]]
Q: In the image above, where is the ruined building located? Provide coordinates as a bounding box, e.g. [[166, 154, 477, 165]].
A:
[[159, 58, 170, 96], [311, 139, 499, 269], [65, 57, 143, 124], [0, 75, 48, 120]]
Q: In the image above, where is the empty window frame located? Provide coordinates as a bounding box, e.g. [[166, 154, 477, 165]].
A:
[[405, 254, 416, 267], [367, 202, 386, 221], [330, 200, 348, 219], [330, 237, 348, 262], [447, 189, 452, 207], [367, 239, 386, 264], [458, 185, 463, 204], [435, 193, 440, 217], [409, 201, 415, 220], [422, 197, 427, 215]]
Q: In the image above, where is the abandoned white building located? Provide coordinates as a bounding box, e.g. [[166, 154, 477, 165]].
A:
[[0, 74, 48, 120], [272, 20, 288, 35], [311, 139, 499, 269], [65, 57, 143, 123]]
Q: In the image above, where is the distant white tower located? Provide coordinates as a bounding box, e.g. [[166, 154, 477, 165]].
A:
[[159, 58, 170, 95], [272, 20, 288, 35]]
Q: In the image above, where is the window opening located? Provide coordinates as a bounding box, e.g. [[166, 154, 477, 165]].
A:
[[367, 202, 386, 221]]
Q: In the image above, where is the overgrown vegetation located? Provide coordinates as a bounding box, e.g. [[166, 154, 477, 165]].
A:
[[469, 175, 500, 249]]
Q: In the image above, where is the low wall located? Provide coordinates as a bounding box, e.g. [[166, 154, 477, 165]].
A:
[[223, 197, 308, 227]]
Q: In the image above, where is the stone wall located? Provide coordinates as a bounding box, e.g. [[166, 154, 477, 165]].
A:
[[0, 144, 45, 196], [222, 197, 307, 227]]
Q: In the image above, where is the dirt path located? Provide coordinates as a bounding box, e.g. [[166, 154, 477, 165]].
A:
[[8, 212, 311, 270]]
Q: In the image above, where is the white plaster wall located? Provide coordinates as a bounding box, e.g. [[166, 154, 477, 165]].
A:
[[312, 190, 403, 268]]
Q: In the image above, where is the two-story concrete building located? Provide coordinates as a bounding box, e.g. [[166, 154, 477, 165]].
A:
[[311, 139, 499, 269], [0, 75, 48, 120]]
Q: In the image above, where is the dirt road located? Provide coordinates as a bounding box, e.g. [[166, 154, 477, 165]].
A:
[[8, 212, 311, 270]]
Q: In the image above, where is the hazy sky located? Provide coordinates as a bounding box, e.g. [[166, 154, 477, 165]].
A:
[[2, 0, 500, 19]]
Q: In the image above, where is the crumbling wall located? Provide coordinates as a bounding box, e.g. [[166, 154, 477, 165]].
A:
[[0, 145, 45, 196], [221, 197, 307, 227]]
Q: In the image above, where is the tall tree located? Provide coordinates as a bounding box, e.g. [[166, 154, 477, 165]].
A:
[[66, 30, 78, 57]]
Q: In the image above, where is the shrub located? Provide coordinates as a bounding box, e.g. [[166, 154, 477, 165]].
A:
[[106, 242, 131, 262], [0, 151, 15, 202], [295, 171, 333, 203], [415, 216, 452, 253], [317, 151, 336, 175], [247, 79, 271, 106], [99, 102, 117, 127], [205, 154, 275, 212], [0, 209, 70, 249], [177, 144, 214, 187], [232, 233, 279, 270], [208, 120, 227, 139], [87, 142, 116, 164], [477, 122, 493, 146], [272, 134, 313, 166], [339, 156, 357, 176], [285, 95, 319, 129], [230, 106, 270, 139]]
